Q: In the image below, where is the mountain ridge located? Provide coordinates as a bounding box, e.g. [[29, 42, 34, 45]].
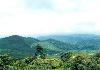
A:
[[0, 34, 100, 58]]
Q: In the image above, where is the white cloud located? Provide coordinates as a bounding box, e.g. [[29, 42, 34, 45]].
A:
[[54, 0, 79, 11], [0, 0, 100, 36]]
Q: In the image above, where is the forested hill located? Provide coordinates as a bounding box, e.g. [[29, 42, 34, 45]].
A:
[[0, 35, 39, 58], [0, 34, 100, 58], [38, 34, 100, 50], [38, 34, 100, 42]]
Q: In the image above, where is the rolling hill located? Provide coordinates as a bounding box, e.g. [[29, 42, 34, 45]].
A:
[[0, 35, 39, 58], [0, 34, 100, 58], [38, 34, 100, 50]]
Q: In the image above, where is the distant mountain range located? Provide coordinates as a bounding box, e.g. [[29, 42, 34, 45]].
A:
[[38, 34, 100, 50], [0, 34, 100, 58]]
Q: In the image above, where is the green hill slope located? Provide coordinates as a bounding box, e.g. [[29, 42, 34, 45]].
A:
[[0, 34, 100, 58], [0, 35, 39, 58], [38, 34, 100, 50]]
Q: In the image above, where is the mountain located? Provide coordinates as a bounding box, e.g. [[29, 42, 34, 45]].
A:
[[38, 34, 100, 50], [38, 34, 100, 42], [0, 35, 39, 58], [39, 39, 77, 50], [0, 35, 67, 57], [0, 34, 100, 58]]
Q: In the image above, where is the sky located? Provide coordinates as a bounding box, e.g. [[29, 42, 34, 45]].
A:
[[0, 0, 100, 37]]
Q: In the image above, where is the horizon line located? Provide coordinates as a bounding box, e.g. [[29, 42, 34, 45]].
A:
[[0, 32, 100, 38]]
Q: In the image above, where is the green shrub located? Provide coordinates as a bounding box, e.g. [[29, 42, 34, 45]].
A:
[[61, 52, 73, 62]]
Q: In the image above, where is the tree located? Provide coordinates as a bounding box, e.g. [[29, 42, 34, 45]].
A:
[[0, 54, 14, 70], [35, 44, 46, 59], [61, 52, 73, 62]]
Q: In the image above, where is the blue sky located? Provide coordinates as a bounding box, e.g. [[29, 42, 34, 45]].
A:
[[0, 0, 100, 36]]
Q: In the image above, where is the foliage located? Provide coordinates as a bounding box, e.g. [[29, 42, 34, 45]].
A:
[[0, 35, 100, 70], [0, 35, 100, 59], [0, 52, 99, 70], [35, 44, 46, 59], [61, 52, 73, 62]]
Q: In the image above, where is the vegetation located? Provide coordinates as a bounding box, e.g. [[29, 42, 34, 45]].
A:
[[0, 35, 100, 69], [0, 52, 99, 70], [0, 35, 100, 58]]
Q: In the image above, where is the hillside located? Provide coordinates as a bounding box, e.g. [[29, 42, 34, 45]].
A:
[[0, 35, 39, 58], [0, 34, 100, 58], [38, 34, 100, 50]]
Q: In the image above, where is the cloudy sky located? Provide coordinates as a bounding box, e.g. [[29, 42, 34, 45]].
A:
[[0, 0, 100, 37]]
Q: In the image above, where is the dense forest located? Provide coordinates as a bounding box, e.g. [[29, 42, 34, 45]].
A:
[[0, 34, 100, 70], [0, 48, 100, 70]]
